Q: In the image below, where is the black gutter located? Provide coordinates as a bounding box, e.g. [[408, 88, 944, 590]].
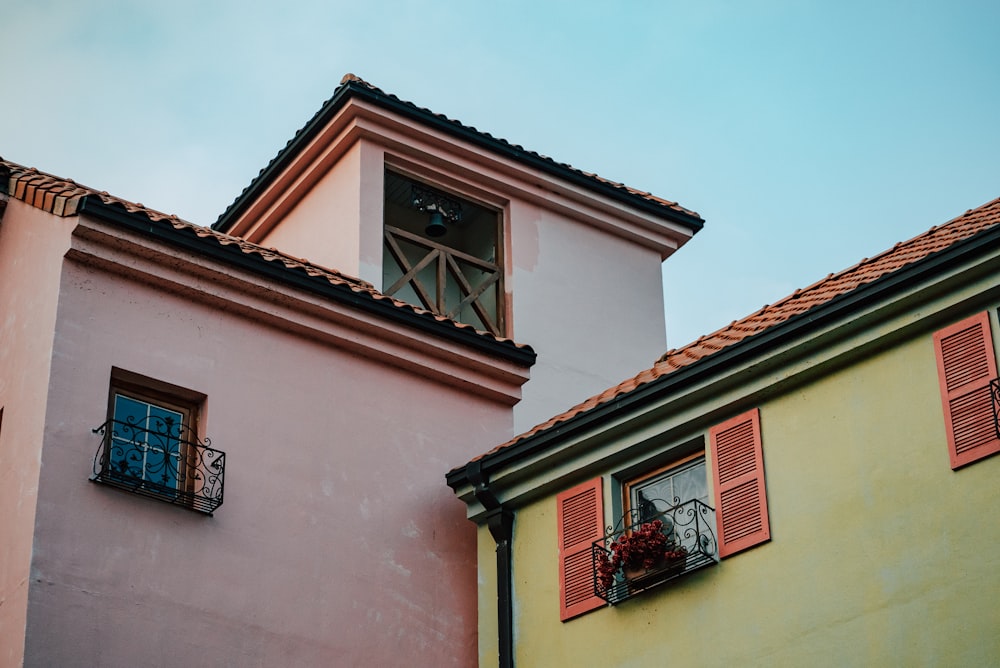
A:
[[213, 80, 704, 234], [448, 223, 1000, 489], [467, 460, 515, 668], [78, 197, 536, 368]]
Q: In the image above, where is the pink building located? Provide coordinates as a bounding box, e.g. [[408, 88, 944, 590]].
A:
[[0, 75, 701, 666]]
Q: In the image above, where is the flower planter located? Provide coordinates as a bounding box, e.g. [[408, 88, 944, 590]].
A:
[[624, 553, 687, 588]]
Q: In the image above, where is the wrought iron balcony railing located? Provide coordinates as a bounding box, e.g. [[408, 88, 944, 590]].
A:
[[592, 498, 718, 604], [92, 418, 225, 514], [990, 378, 1000, 439]]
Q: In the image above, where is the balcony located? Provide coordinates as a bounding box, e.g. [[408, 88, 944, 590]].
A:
[[92, 418, 225, 514], [592, 498, 718, 604]]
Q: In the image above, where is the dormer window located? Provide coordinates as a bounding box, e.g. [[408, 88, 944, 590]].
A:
[[382, 170, 504, 336]]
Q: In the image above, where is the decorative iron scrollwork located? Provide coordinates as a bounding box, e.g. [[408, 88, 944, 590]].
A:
[[92, 418, 225, 515], [592, 498, 718, 604], [410, 183, 463, 223], [990, 378, 1000, 440]]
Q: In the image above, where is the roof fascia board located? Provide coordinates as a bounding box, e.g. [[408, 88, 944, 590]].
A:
[[343, 85, 704, 231], [213, 83, 358, 232], [225, 118, 367, 240], [213, 81, 703, 235], [448, 224, 1000, 499], [68, 212, 533, 405], [353, 108, 692, 257], [221, 97, 694, 257], [78, 197, 536, 368]]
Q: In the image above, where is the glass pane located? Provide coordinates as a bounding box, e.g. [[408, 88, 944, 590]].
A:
[[672, 461, 708, 505], [113, 395, 148, 441], [111, 394, 183, 490], [631, 458, 707, 522], [635, 479, 674, 520], [147, 405, 182, 490]]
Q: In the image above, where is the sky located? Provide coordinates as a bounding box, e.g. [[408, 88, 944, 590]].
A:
[[2, 1, 998, 349]]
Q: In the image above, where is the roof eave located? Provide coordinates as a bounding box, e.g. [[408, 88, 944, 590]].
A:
[[79, 196, 536, 368], [447, 222, 1000, 490], [212, 80, 704, 234]]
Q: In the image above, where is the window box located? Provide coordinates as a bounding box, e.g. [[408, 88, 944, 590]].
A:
[[92, 412, 225, 515], [592, 498, 717, 604]]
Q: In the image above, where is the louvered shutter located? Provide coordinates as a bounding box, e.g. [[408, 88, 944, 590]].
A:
[[556, 477, 605, 621], [709, 408, 770, 558], [933, 312, 1000, 469]]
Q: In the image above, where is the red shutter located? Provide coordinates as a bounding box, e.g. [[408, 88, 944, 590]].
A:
[[556, 477, 605, 621], [933, 312, 1000, 469], [709, 408, 770, 558]]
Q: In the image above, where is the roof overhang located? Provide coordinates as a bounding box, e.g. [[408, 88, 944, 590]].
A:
[[75, 197, 535, 404], [212, 79, 703, 258], [447, 224, 1000, 521]]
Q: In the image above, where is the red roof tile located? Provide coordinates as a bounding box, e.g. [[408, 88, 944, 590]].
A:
[[472, 196, 1000, 461], [0, 158, 530, 353]]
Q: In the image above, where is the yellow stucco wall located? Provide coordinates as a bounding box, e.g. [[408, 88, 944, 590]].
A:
[[477, 526, 500, 666], [507, 326, 1000, 666]]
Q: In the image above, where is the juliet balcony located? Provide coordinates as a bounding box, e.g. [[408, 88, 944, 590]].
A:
[[92, 418, 225, 514], [592, 498, 718, 604], [991, 378, 1000, 438]]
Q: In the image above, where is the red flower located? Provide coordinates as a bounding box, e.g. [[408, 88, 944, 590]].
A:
[[596, 520, 687, 591]]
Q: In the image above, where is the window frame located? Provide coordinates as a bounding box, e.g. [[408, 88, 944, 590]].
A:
[[96, 369, 214, 511], [622, 450, 708, 525], [381, 168, 506, 336]]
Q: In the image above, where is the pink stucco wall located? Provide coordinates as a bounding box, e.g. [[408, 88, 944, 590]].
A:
[[0, 201, 75, 667], [258, 141, 367, 280], [22, 217, 521, 666], [244, 122, 677, 434]]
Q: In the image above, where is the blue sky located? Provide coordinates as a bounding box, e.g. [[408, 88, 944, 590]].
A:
[[3, 1, 998, 348]]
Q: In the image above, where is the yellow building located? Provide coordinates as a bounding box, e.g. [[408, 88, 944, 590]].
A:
[[448, 197, 1000, 667]]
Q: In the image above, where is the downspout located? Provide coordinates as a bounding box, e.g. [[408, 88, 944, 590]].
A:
[[466, 460, 514, 668]]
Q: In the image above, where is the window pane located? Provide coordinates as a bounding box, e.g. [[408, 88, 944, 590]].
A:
[[672, 461, 708, 505], [113, 395, 148, 441], [111, 394, 183, 490], [631, 457, 708, 523]]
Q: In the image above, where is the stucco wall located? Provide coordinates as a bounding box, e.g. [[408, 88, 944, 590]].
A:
[[257, 141, 368, 281], [242, 125, 674, 437], [23, 244, 516, 666], [506, 325, 1000, 666], [0, 201, 75, 667], [507, 198, 666, 431]]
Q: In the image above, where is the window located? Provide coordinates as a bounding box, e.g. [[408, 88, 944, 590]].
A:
[[588, 454, 718, 604], [93, 370, 224, 514], [107, 391, 188, 493], [382, 170, 504, 335], [559, 410, 771, 613], [933, 311, 1000, 469], [624, 453, 709, 525]]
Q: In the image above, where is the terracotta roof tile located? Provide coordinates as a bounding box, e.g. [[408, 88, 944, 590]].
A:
[[0, 158, 530, 353], [470, 195, 1000, 462], [215, 74, 702, 229]]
